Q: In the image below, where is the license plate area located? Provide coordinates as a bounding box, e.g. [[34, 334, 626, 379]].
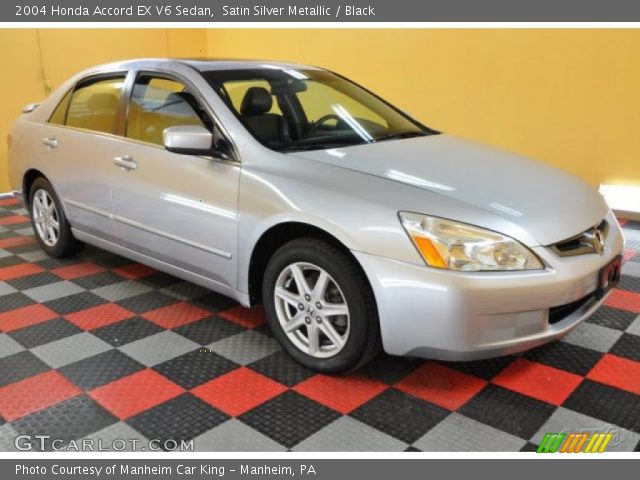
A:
[[595, 255, 622, 300]]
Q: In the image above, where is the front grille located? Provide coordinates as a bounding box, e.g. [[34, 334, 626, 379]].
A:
[[549, 219, 608, 257], [548, 292, 594, 324]]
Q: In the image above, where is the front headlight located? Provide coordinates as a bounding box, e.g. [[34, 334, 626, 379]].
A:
[[399, 212, 544, 271]]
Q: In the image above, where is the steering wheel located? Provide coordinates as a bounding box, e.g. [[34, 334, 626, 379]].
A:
[[309, 114, 342, 134]]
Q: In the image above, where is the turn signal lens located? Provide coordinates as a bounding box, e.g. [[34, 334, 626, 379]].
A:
[[399, 212, 544, 271]]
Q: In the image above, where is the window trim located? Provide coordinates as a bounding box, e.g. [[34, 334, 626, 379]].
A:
[[122, 69, 239, 163]]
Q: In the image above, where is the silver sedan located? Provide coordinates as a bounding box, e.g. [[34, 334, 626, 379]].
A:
[[8, 59, 624, 372]]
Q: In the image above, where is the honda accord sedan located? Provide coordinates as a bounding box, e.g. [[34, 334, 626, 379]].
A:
[[7, 59, 624, 372]]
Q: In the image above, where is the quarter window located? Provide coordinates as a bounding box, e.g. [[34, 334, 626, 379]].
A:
[[126, 75, 210, 146], [65, 76, 125, 134], [49, 89, 72, 125]]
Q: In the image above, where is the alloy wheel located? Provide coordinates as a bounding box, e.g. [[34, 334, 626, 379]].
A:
[[273, 262, 350, 358], [32, 189, 60, 247]]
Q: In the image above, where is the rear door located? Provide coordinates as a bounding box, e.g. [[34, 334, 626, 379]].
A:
[[110, 72, 240, 289], [39, 73, 129, 239]]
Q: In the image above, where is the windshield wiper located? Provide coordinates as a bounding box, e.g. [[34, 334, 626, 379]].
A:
[[280, 142, 355, 152], [372, 131, 427, 142]]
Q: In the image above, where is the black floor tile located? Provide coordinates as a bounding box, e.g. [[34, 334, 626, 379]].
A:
[[173, 316, 244, 345], [153, 349, 238, 389], [9, 318, 82, 349], [350, 388, 449, 444], [587, 306, 637, 331], [0, 351, 50, 387], [610, 333, 640, 362], [563, 380, 640, 433], [248, 351, 315, 387], [116, 291, 178, 314], [44, 291, 106, 315], [358, 353, 422, 385], [442, 356, 516, 381], [60, 349, 145, 390], [92, 316, 164, 347], [11, 395, 117, 450], [240, 391, 340, 448], [0, 292, 35, 313], [458, 385, 555, 439], [524, 341, 603, 376], [127, 393, 228, 448]]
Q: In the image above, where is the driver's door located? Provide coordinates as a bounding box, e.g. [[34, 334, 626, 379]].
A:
[[111, 73, 240, 289]]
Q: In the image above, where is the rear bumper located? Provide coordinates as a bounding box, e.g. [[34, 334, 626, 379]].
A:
[[353, 211, 625, 361]]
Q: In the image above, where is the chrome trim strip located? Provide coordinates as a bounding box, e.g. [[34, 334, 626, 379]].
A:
[[112, 214, 232, 260], [64, 198, 112, 219], [64, 198, 232, 259]]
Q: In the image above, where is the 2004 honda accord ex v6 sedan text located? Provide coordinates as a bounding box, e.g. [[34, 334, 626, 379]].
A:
[[8, 59, 624, 372]]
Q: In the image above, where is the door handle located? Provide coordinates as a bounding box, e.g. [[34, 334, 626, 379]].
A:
[[42, 137, 58, 149], [113, 155, 137, 171]]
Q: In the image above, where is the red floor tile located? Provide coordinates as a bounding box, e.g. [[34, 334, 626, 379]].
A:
[[0, 236, 35, 249], [294, 373, 388, 414], [192, 367, 286, 416], [623, 248, 637, 262], [0, 263, 43, 281], [0, 304, 58, 332], [218, 305, 266, 329], [142, 302, 211, 329], [89, 369, 184, 420], [492, 358, 583, 406], [113, 263, 157, 279], [0, 198, 18, 207], [0, 371, 82, 421], [587, 354, 640, 396], [52, 262, 105, 280], [617, 218, 628, 226], [605, 289, 640, 314], [0, 215, 29, 226], [65, 303, 134, 330], [395, 362, 487, 410]]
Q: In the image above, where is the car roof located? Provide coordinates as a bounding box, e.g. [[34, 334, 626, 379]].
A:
[[93, 58, 323, 72]]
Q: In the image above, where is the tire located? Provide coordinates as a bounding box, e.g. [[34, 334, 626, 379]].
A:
[[262, 238, 380, 373], [29, 177, 78, 258]]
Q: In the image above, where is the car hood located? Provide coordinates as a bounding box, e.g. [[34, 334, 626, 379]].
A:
[[291, 134, 609, 246]]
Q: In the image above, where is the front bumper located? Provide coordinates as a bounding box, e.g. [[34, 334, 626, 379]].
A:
[[353, 211, 625, 361]]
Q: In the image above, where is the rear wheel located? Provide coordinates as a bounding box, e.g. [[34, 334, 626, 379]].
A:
[[263, 238, 380, 373], [29, 177, 77, 258]]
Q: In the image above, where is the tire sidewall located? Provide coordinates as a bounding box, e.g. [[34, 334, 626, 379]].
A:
[[263, 241, 372, 373]]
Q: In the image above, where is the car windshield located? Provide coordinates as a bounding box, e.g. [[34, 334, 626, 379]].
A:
[[201, 68, 437, 152]]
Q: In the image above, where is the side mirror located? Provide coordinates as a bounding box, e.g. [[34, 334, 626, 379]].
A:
[[163, 125, 213, 156]]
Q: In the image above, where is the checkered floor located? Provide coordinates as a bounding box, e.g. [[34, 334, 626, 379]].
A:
[[1, 195, 639, 452]]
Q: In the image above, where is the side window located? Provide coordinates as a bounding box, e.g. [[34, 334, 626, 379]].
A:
[[224, 80, 282, 115], [65, 76, 125, 134], [49, 89, 72, 125], [126, 75, 210, 146]]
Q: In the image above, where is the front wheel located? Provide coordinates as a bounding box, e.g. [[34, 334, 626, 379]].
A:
[[262, 238, 380, 373]]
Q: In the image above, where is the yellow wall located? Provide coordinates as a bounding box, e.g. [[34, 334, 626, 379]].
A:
[[0, 29, 205, 191], [206, 29, 640, 187], [2, 28, 639, 192]]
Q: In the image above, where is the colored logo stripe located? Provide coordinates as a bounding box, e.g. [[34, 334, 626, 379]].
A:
[[537, 432, 614, 453]]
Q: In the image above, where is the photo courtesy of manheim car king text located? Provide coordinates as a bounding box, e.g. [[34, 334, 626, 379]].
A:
[[0, 0, 639, 478]]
